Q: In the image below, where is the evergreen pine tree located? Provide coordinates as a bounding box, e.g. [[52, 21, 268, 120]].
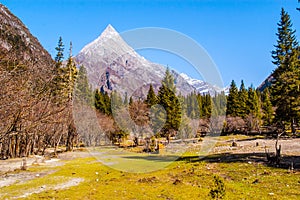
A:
[[145, 84, 157, 107], [271, 9, 300, 133], [272, 8, 298, 76], [104, 92, 112, 115], [246, 86, 262, 131], [150, 104, 167, 135], [129, 96, 133, 105], [157, 68, 181, 135], [226, 80, 239, 117], [197, 94, 203, 117], [75, 65, 93, 105], [272, 48, 300, 132], [95, 89, 105, 113], [185, 94, 191, 117], [247, 86, 261, 118], [94, 89, 111, 115], [191, 92, 200, 119], [52, 36, 66, 101], [213, 91, 227, 116], [212, 92, 223, 117], [55, 40, 78, 152], [111, 91, 123, 111], [185, 92, 199, 119], [162, 67, 176, 92], [55, 36, 64, 66], [65, 42, 78, 100], [202, 94, 212, 118], [238, 80, 248, 118], [52, 38, 77, 102], [262, 88, 274, 126]]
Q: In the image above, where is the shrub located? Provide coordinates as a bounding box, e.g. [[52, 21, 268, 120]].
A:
[[209, 175, 225, 199]]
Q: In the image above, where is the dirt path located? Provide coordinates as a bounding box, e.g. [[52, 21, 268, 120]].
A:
[[15, 177, 84, 199], [0, 151, 92, 199], [0, 151, 92, 174], [214, 138, 300, 155], [0, 150, 92, 191]]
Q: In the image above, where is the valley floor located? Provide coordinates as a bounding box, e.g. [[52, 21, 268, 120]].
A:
[[0, 135, 300, 199]]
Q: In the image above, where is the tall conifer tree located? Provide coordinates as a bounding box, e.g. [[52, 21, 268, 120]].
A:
[[271, 8, 300, 133], [52, 37, 65, 101], [65, 42, 78, 100], [226, 80, 239, 117], [75, 65, 92, 105], [157, 68, 181, 135], [238, 80, 248, 118], [145, 84, 157, 107], [262, 88, 274, 126]]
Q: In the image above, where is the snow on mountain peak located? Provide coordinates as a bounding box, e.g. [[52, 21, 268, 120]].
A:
[[100, 24, 119, 39], [180, 73, 220, 94], [180, 73, 203, 85], [79, 24, 125, 55], [179, 73, 190, 80], [75, 24, 221, 96]]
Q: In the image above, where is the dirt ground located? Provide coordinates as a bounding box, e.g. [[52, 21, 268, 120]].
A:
[[0, 151, 91, 174], [214, 137, 300, 155], [0, 151, 91, 191], [1, 138, 300, 174], [0, 137, 299, 193]]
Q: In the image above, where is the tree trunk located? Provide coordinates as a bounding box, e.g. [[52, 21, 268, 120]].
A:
[[274, 133, 282, 165], [291, 118, 296, 134], [66, 120, 76, 151], [15, 134, 20, 158]]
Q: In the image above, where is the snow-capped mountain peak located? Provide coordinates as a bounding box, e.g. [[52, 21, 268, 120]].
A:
[[179, 73, 212, 94], [180, 73, 204, 85], [75, 24, 220, 97], [100, 24, 119, 39], [79, 24, 133, 57]]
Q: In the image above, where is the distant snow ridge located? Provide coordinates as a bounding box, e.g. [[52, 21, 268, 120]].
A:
[[179, 73, 227, 95], [180, 73, 205, 91]]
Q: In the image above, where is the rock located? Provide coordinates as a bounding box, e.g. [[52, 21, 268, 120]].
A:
[[173, 179, 182, 185], [138, 176, 158, 183], [232, 141, 238, 147], [252, 179, 259, 184]]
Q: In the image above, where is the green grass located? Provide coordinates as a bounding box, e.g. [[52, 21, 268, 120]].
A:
[[90, 147, 183, 173], [1, 136, 299, 199]]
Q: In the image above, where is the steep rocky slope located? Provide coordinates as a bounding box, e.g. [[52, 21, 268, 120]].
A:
[[0, 4, 53, 67]]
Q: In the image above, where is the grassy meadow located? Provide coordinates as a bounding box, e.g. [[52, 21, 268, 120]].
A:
[[0, 135, 299, 200]]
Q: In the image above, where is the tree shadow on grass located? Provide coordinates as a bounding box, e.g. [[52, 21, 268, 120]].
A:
[[122, 155, 180, 162], [178, 152, 300, 170], [122, 151, 300, 170]]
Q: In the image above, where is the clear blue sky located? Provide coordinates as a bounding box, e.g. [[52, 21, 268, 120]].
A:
[[1, 0, 300, 87]]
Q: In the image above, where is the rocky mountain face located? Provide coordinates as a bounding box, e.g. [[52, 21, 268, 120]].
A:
[[0, 4, 53, 67], [257, 74, 273, 92], [75, 24, 219, 98]]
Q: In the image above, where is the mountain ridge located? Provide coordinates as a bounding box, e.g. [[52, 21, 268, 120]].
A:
[[0, 4, 53, 67], [75, 24, 221, 97]]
